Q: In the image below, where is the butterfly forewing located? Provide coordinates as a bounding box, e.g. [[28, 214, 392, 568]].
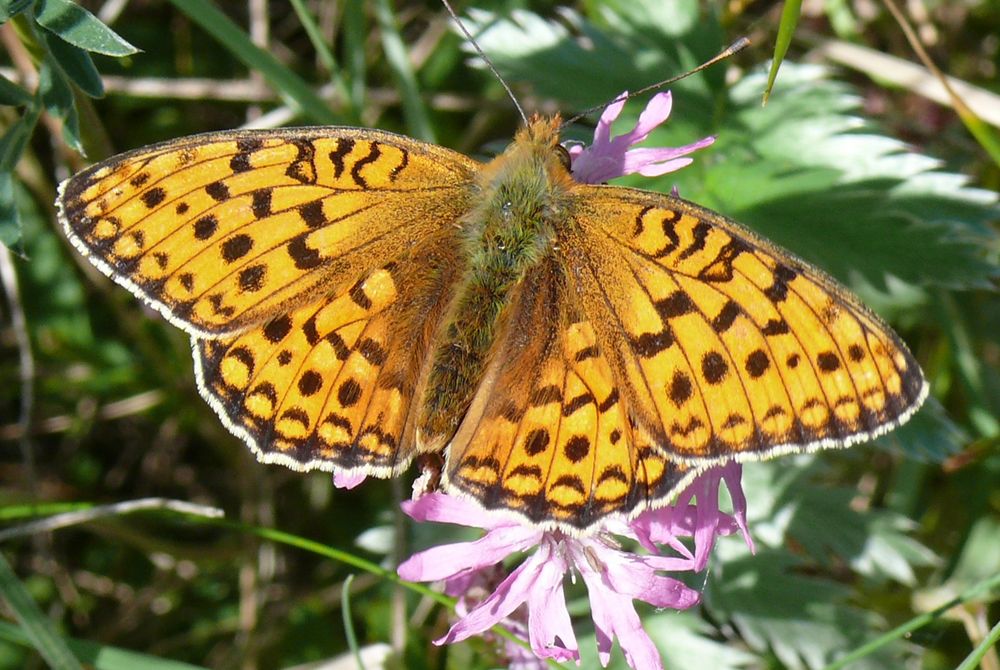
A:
[[563, 187, 927, 464], [58, 127, 478, 337], [58, 127, 478, 475]]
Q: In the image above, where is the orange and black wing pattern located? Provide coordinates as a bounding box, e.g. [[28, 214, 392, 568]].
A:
[[58, 127, 478, 474]]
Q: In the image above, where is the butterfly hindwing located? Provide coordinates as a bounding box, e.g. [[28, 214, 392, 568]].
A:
[[563, 186, 927, 463], [195, 232, 466, 474], [445, 259, 687, 529], [58, 127, 478, 336]]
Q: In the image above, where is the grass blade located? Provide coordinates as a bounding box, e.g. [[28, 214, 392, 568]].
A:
[[0, 552, 83, 670]]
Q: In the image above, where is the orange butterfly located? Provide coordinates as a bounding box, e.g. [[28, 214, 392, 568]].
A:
[[57, 109, 926, 532]]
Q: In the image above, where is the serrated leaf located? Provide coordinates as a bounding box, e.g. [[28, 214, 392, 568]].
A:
[[707, 548, 900, 670], [853, 514, 939, 586], [741, 457, 938, 584], [37, 60, 82, 153], [34, 0, 138, 56], [682, 65, 999, 291], [0, 72, 33, 106], [541, 29, 994, 290], [650, 612, 758, 669], [42, 31, 104, 98]]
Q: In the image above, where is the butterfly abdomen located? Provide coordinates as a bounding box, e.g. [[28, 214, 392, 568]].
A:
[[418, 129, 575, 446]]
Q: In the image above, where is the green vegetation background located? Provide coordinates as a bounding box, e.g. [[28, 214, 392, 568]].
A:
[[0, 0, 997, 668]]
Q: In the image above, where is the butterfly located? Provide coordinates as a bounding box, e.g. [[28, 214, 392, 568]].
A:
[[56, 114, 927, 533]]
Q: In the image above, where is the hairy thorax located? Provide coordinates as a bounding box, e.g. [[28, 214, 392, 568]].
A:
[[417, 118, 577, 447]]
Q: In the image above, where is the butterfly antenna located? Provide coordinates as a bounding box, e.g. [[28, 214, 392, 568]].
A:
[[562, 37, 751, 129], [441, 0, 528, 126]]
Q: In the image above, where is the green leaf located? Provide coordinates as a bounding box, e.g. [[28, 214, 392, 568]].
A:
[[0, 553, 83, 670], [37, 60, 83, 153], [0, 72, 33, 106], [33, 0, 138, 56], [764, 0, 802, 104], [650, 613, 758, 669], [0, 0, 32, 23], [743, 457, 938, 584], [708, 547, 899, 670], [0, 103, 38, 249], [42, 31, 104, 98], [0, 171, 23, 248], [0, 104, 38, 173]]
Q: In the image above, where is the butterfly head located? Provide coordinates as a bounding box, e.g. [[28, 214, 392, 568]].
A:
[[478, 114, 577, 198], [518, 114, 573, 170]]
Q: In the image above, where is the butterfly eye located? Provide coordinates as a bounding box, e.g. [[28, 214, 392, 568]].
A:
[[554, 144, 572, 172]]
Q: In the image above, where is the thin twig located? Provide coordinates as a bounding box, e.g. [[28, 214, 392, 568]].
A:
[[0, 498, 225, 543]]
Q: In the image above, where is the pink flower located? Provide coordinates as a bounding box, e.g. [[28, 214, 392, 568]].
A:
[[567, 90, 715, 185], [397, 465, 753, 670], [333, 471, 367, 489]]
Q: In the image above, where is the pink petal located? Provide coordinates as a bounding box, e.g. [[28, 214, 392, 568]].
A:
[[435, 543, 550, 645], [397, 525, 540, 582], [624, 91, 673, 144], [574, 542, 699, 609], [400, 492, 521, 531], [621, 137, 716, 176], [636, 157, 694, 176], [526, 543, 579, 662], [720, 463, 755, 552], [568, 89, 714, 184], [579, 569, 664, 670], [333, 471, 366, 489], [631, 505, 696, 557], [593, 91, 628, 147], [691, 473, 725, 571]]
